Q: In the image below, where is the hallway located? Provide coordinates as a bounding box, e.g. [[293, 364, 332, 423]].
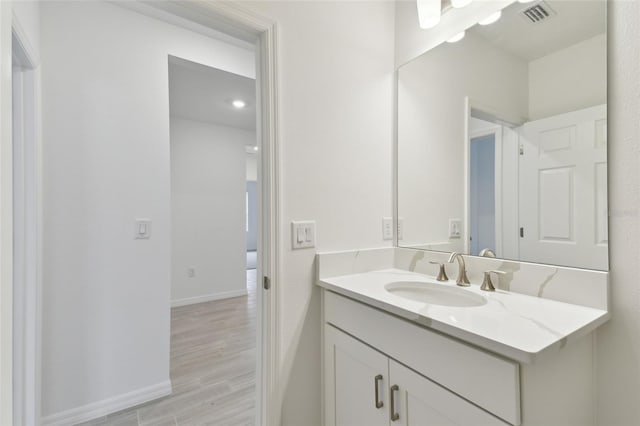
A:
[[79, 271, 257, 426]]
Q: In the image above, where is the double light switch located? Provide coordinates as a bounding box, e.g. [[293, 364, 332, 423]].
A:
[[291, 221, 316, 249]]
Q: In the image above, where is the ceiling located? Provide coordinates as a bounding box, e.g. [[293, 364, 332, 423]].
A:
[[168, 56, 256, 131], [470, 0, 606, 61]]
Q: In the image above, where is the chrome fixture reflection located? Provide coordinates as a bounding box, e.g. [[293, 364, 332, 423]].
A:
[[479, 248, 496, 258]]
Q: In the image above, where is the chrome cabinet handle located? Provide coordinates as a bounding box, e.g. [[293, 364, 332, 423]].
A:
[[374, 375, 384, 408], [390, 384, 400, 421]]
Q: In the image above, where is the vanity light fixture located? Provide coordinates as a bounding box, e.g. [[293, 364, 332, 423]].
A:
[[417, 0, 441, 29], [479, 10, 502, 25], [232, 99, 246, 109], [451, 0, 473, 8], [447, 31, 466, 43]]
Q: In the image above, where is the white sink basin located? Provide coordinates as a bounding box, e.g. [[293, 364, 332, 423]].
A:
[[385, 281, 487, 307]]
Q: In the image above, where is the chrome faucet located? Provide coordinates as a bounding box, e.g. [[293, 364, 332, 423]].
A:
[[448, 252, 470, 287]]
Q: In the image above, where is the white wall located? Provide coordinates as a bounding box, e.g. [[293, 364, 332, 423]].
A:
[[240, 2, 395, 424], [529, 34, 607, 120], [12, 0, 40, 62], [246, 154, 257, 181], [597, 1, 640, 424], [170, 117, 249, 306], [398, 32, 528, 248], [395, 1, 640, 424], [40, 1, 255, 420]]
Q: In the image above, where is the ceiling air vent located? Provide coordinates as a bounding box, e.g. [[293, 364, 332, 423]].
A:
[[520, 1, 556, 24]]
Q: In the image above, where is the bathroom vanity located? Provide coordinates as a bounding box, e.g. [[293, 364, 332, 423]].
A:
[[316, 248, 609, 426], [317, 1, 610, 424]]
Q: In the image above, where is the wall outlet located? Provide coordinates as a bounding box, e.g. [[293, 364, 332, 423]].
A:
[[187, 267, 196, 278], [292, 221, 316, 249], [449, 219, 462, 239], [397, 217, 404, 240], [382, 217, 393, 240]]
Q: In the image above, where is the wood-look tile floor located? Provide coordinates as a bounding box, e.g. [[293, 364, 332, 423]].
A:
[[78, 270, 257, 426]]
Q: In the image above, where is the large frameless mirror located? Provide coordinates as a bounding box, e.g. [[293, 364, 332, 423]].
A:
[[397, 0, 608, 270]]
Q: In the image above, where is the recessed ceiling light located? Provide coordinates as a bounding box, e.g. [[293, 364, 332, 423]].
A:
[[232, 99, 246, 109], [447, 31, 466, 43], [479, 10, 502, 25]]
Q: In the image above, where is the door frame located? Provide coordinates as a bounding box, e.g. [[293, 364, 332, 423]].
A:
[[0, 2, 281, 425], [465, 97, 523, 258], [469, 127, 503, 257], [11, 12, 41, 426]]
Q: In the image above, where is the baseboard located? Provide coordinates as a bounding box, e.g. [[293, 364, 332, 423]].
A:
[[41, 380, 172, 426], [171, 289, 248, 307]]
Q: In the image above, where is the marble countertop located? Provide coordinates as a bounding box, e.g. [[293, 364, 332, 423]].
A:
[[317, 268, 610, 363]]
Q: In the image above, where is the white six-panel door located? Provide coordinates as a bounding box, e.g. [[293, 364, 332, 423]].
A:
[[519, 104, 607, 270]]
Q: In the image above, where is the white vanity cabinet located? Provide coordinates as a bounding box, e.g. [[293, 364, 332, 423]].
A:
[[322, 289, 598, 426], [325, 325, 508, 426]]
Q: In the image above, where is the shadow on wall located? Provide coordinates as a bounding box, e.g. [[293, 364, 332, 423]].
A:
[[280, 285, 322, 426]]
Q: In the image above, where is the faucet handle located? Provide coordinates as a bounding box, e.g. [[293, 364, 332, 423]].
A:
[[481, 270, 506, 292], [428, 261, 449, 282]]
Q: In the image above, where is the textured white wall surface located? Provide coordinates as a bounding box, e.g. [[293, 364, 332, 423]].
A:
[[596, 1, 640, 424], [170, 117, 249, 306]]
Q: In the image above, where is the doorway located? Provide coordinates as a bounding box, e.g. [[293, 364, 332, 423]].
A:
[[469, 133, 496, 256], [1, 2, 279, 425], [164, 56, 259, 424]]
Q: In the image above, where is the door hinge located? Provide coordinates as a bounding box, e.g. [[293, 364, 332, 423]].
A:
[[519, 145, 524, 155], [520, 227, 524, 238], [263, 276, 271, 290]]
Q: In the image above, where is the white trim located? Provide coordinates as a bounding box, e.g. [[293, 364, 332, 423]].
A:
[[41, 381, 172, 426], [0, 2, 15, 424], [464, 98, 471, 255], [11, 15, 41, 426], [171, 289, 248, 307]]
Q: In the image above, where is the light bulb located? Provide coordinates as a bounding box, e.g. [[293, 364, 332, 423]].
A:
[[417, 0, 441, 29], [446, 31, 466, 43], [479, 10, 502, 26], [451, 0, 473, 8]]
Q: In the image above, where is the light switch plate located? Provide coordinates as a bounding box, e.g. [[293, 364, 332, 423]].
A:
[[449, 218, 462, 239], [382, 217, 393, 240], [134, 218, 151, 239], [292, 221, 316, 249]]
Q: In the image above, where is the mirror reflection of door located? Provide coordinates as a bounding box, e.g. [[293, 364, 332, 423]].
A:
[[469, 133, 496, 256]]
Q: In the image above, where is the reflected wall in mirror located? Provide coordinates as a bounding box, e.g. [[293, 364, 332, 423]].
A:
[[397, 0, 607, 270]]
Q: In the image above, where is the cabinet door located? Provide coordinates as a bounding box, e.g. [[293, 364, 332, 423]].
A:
[[325, 325, 389, 426], [389, 360, 508, 426]]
